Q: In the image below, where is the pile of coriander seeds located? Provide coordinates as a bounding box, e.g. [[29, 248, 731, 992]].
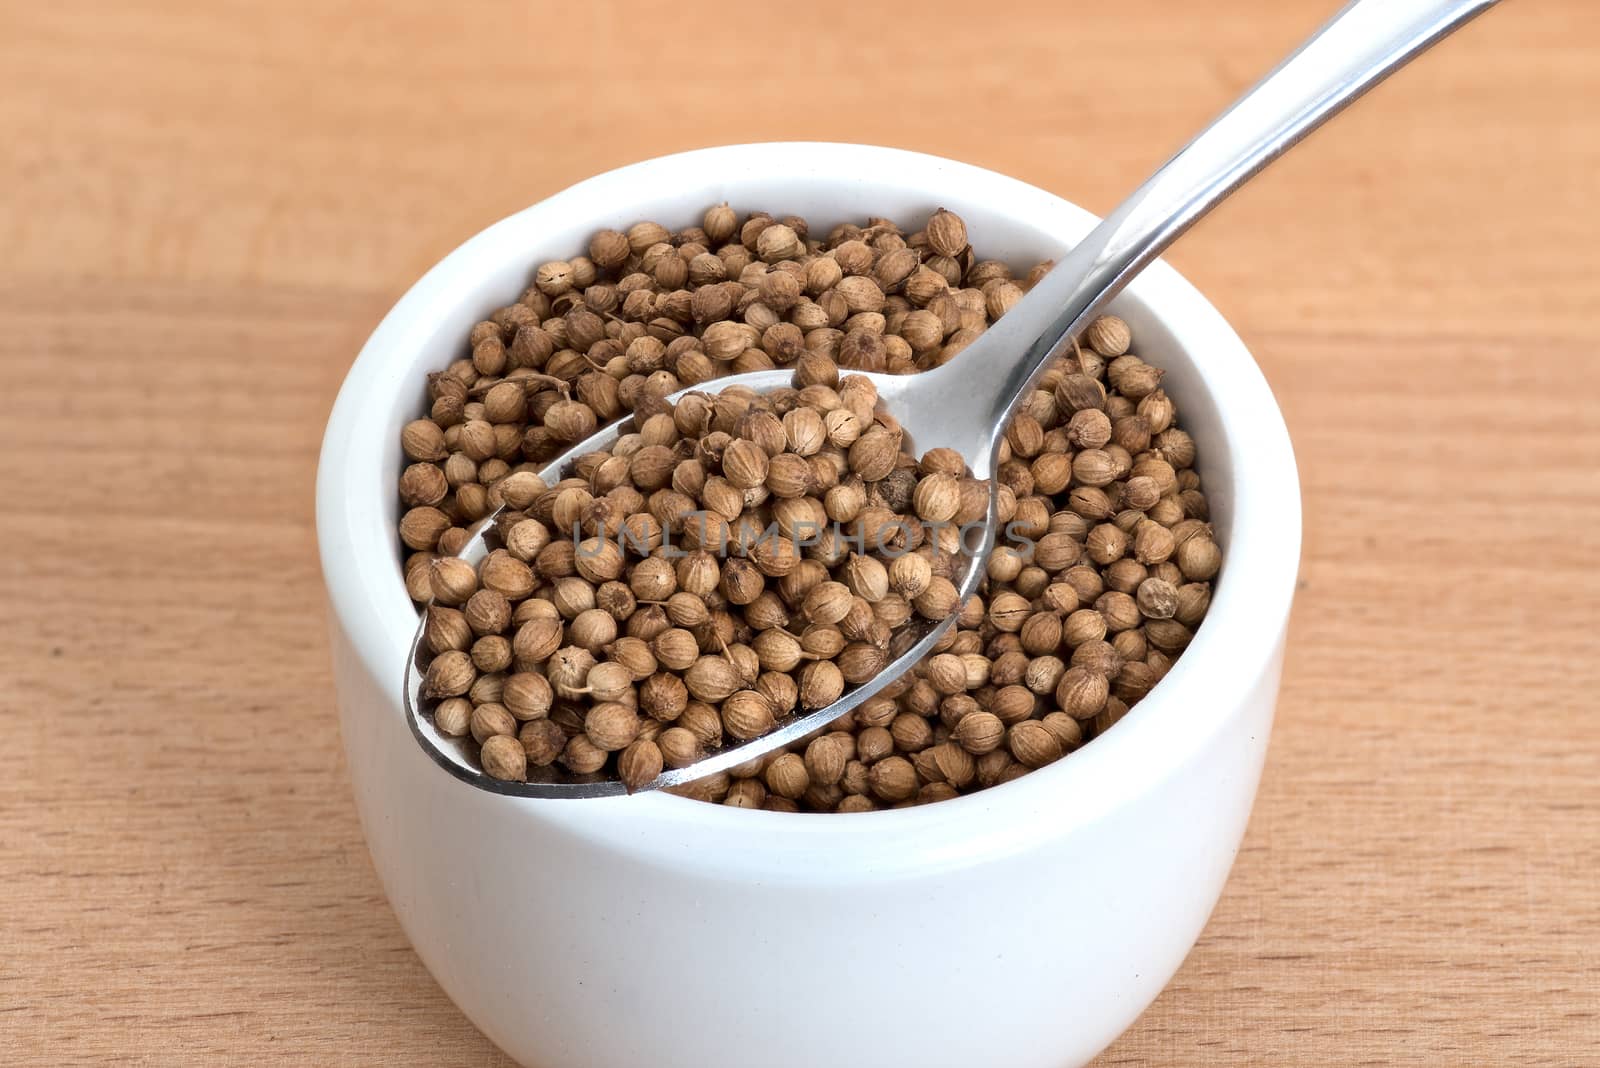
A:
[[396, 205, 1221, 811]]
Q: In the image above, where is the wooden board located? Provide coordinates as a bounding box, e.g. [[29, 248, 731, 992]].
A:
[[3, 1, 1597, 1063]]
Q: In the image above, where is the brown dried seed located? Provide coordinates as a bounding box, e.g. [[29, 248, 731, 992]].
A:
[[1006, 721, 1061, 769], [519, 719, 566, 767], [926, 209, 969, 258], [867, 756, 919, 802], [1085, 315, 1132, 357], [584, 702, 640, 752], [480, 735, 528, 782], [422, 650, 475, 698], [617, 739, 664, 791], [433, 697, 472, 737], [1176, 535, 1222, 580], [1056, 666, 1110, 720], [721, 689, 777, 740], [798, 659, 845, 708], [953, 711, 1005, 755], [765, 753, 810, 799], [400, 506, 452, 551], [469, 702, 517, 745], [804, 735, 848, 785]]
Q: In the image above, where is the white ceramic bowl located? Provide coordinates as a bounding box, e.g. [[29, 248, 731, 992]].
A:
[[317, 143, 1299, 1068]]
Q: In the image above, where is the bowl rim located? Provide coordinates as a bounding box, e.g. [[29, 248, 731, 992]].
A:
[[316, 141, 1299, 866]]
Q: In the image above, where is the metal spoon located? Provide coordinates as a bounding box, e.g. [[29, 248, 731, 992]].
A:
[[406, 0, 1499, 797]]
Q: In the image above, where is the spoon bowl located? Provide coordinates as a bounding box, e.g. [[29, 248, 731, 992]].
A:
[[404, 365, 1003, 796]]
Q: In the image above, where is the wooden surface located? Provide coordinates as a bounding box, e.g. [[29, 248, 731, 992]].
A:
[[3, 1, 1597, 1063]]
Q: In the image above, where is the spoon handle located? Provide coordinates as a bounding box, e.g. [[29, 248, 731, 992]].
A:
[[945, 0, 1499, 466]]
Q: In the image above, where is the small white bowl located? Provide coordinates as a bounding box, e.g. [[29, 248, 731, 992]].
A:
[[317, 143, 1299, 1068]]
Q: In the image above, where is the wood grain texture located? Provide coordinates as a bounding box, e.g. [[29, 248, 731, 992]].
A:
[[2, 0, 1597, 1063]]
